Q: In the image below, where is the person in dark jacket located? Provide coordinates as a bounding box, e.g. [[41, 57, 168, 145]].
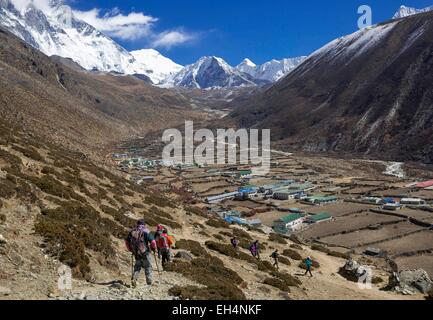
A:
[[270, 249, 280, 271], [126, 220, 156, 287], [231, 237, 239, 250]]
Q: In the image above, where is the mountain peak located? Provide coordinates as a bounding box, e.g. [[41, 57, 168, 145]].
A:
[[239, 58, 256, 67], [393, 4, 433, 19]]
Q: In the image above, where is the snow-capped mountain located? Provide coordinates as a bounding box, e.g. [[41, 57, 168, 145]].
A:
[[237, 57, 307, 82], [0, 0, 181, 84], [0, 0, 305, 88], [166, 56, 260, 89], [393, 5, 433, 19], [166, 56, 306, 89], [130, 49, 183, 84], [236, 58, 257, 76]]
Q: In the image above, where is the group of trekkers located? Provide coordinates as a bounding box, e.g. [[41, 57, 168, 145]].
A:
[[126, 219, 313, 288], [231, 236, 314, 277], [125, 220, 174, 288]]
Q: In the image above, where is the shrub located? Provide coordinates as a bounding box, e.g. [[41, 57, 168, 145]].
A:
[[0, 177, 16, 199], [35, 202, 127, 278], [0, 213, 5, 224], [328, 250, 351, 260], [311, 244, 330, 254], [282, 249, 303, 261], [166, 256, 246, 300], [232, 228, 253, 241], [144, 193, 176, 208], [100, 205, 136, 229], [12, 145, 44, 162], [263, 278, 291, 292], [41, 166, 55, 175], [279, 256, 291, 266], [257, 261, 275, 272], [269, 233, 287, 244], [0, 148, 22, 168], [213, 234, 225, 241], [270, 271, 302, 287], [290, 244, 303, 250], [185, 206, 208, 217], [175, 239, 209, 257], [206, 218, 230, 229], [205, 241, 256, 264]]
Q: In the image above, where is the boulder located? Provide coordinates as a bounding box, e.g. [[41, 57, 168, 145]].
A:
[[0, 234, 6, 245], [0, 286, 12, 296], [338, 259, 370, 282], [174, 251, 193, 261], [388, 269, 433, 294]]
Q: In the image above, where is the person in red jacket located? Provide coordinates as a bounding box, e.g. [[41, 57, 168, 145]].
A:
[[155, 227, 173, 269]]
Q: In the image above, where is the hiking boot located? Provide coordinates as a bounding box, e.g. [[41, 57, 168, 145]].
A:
[[131, 279, 137, 288], [146, 278, 153, 286]]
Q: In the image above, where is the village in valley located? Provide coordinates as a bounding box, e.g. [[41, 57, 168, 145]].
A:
[[110, 142, 433, 287]]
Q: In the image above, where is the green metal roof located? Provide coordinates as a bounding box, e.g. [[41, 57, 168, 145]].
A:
[[308, 212, 332, 222], [277, 213, 305, 223]]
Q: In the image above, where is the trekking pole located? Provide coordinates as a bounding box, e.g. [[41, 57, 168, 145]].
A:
[[153, 252, 161, 276], [130, 254, 134, 285]]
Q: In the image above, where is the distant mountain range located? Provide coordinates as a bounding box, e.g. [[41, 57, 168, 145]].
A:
[[0, 0, 304, 88], [393, 4, 433, 19], [227, 10, 433, 163]]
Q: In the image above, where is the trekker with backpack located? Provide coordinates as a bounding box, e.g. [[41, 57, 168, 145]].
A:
[[270, 249, 280, 271], [249, 240, 260, 260], [230, 237, 239, 250], [155, 227, 174, 269], [125, 220, 157, 288], [304, 256, 313, 277]]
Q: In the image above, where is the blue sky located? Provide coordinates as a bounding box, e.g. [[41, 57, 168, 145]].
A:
[[69, 0, 431, 66]]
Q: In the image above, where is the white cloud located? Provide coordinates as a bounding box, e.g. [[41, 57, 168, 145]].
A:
[[151, 30, 196, 49], [10, 0, 52, 12], [73, 8, 157, 41]]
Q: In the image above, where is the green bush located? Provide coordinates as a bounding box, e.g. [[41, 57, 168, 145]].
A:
[[12, 145, 44, 162], [270, 270, 302, 287], [269, 233, 287, 244], [290, 244, 303, 250], [165, 256, 245, 300], [144, 193, 176, 208], [35, 202, 127, 278], [175, 239, 209, 257], [184, 206, 208, 217], [311, 244, 330, 254], [205, 241, 256, 264], [0, 177, 16, 199], [328, 250, 350, 260], [213, 234, 225, 241], [232, 228, 253, 241], [279, 256, 291, 266], [263, 278, 291, 292], [282, 249, 303, 261], [206, 218, 230, 229]]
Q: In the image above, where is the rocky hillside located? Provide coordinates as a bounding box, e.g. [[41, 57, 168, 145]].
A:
[[0, 27, 204, 159], [0, 117, 428, 300], [228, 12, 433, 164]]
